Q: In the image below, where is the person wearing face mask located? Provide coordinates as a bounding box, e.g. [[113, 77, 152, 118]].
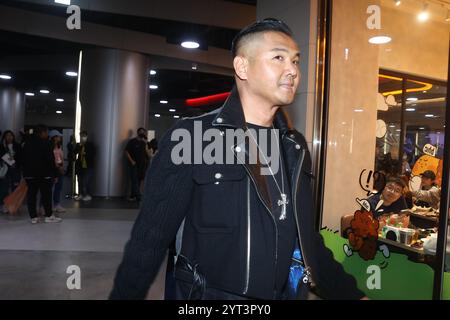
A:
[[21, 124, 61, 224], [49, 130, 66, 214], [124, 128, 151, 202], [74, 131, 96, 201]]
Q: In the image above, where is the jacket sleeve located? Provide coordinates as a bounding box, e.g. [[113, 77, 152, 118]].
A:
[[413, 187, 441, 208], [109, 120, 194, 299]]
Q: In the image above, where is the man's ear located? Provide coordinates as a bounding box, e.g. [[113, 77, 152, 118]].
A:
[[233, 56, 248, 80]]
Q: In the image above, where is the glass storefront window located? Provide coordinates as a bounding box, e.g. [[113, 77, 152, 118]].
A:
[[319, 0, 449, 299]]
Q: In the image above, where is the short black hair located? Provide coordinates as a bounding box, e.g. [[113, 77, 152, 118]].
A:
[[421, 170, 436, 180], [35, 124, 48, 135], [386, 177, 406, 189], [231, 18, 294, 58], [137, 127, 146, 133]]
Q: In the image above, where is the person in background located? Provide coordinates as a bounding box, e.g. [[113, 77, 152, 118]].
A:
[[49, 130, 66, 214], [21, 124, 61, 224], [74, 131, 95, 201], [124, 128, 150, 202], [367, 177, 408, 218], [66, 135, 76, 177], [413, 170, 441, 210], [0, 130, 22, 191]]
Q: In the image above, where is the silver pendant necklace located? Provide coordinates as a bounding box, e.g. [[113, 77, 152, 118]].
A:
[[248, 125, 288, 220]]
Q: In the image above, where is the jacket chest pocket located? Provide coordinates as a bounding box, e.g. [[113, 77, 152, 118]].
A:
[[192, 165, 247, 232]]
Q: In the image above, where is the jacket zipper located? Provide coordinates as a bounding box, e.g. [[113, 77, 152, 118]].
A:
[[288, 139, 312, 285], [241, 164, 278, 295], [243, 177, 251, 294]]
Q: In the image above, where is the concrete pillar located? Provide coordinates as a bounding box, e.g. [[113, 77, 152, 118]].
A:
[[79, 48, 149, 197], [257, 0, 319, 152], [0, 87, 25, 137]]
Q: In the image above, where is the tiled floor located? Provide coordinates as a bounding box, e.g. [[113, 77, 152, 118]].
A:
[[0, 195, 168, 300]]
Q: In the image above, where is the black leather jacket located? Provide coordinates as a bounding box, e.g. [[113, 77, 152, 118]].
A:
[[110, 87, 364, 300]]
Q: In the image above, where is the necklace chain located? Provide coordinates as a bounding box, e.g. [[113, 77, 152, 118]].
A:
[[247, 125, 288, 220]]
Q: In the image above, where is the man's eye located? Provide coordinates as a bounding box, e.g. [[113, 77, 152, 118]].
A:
[[293, 60, 300, 65], [274, 56, 284, 61]]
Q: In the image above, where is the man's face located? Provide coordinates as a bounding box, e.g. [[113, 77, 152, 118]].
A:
[[421, 177, 433, 188], [138, 130, 146, 138], [382, 183, 403, 204], [240, 32, 301, 107]]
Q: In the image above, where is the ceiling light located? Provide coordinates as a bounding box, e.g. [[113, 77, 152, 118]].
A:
[[25, 92, 35, 96], [169, 109, 176, 112], [174, 115, 180, 119], [160, 100, 168, 104], [419, 127, 426, 130], [150, 70, 157, 75], [396, 129, 401, 132], [154, 114, 161, 117], [40, 90, 50, 94], [65, 71, 78, 77], [56, 98, 64, 102], [149, 85, 158, 90], [406, 108, 416, 112], [54, 0, 70, 5], [395, 0, 401, 6], [0, 74, 12, 80], [389, 125, 396, 128], [425, 114, 434, 118], [369, 36, 392, 44], [407, 97, 418, 101], [354, 109, 364, 112], [56, 110, 63, 114], [192, 63, 198, 70], [418, 3, 429, 22], [181, 41, 200, 49]]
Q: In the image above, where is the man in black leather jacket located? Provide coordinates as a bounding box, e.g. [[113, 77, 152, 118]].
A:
[[110, 19, 365, 300]]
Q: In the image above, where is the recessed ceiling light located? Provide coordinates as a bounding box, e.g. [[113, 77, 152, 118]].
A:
[[407, 97, 418, 101], [192, 63, 198, 70], [160, 100, 168, 104], [419, 127, 426, 130], [149, 85, 158, 90], [425, 114, 434, 118], [25, 92, 35, 96], [169, 109, 176, 112], [418, 4, 429, 22], [395, 0, 401, 6], [40, 90, 50, 94], [174, 115, 180, 119], [56, 110, 63, 114], [406, 108, 416, 112], [150, 70, 156, 75], [54, 0, 70, 5], [154, 114, 161, 117], [65, 71, 78, 77], [389, 125, 396, 128], [0, 74, 12, 80], [354, 109, 364, 112], [369, 36, 391, 44], [56, 98, 64, 102], [181, 41, 200, 49], [396, 129, 401, 132]]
